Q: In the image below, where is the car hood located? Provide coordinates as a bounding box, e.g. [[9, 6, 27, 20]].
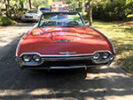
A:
[[23, 13, 38, 16], [17, 26, 113, 56], [40, 27, 105, 42]]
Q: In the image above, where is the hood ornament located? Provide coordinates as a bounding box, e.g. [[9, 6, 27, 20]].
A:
[[52, 38, 81, 42], [59, 52, 76, 55]]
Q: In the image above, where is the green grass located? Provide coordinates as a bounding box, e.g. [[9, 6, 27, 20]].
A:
[[92, 21, 133, 73], [127, 14, 133, 18]]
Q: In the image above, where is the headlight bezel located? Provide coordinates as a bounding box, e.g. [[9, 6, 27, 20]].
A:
[[92, 52, 100, 60], [33, 55, 41, 62], [22, 55, 32, 62], [102, 52, 110, 59], [22, 54, 41, 63], [91, 51, 111, 64]]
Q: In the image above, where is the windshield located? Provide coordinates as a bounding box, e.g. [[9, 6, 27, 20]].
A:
[[40, 7, 50, 10], [27, 10, 37, 13], [39, 13, 85, 27]]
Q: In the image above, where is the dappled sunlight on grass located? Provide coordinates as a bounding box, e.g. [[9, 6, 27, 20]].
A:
[[93, 21, 133, 73]]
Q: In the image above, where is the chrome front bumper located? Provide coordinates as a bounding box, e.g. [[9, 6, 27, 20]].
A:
[[16, 55, 92, 66], [16, 53, 114, 69]]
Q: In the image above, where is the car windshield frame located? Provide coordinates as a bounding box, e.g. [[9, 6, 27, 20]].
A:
[[38, 12, 85, 27]]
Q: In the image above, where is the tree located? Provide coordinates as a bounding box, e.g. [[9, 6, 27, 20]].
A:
[[29, 0, 31, 9], [32, 0, 43, 9], [0, 0, 5, 15], [32, 0, 51, 9], [5, 0, 10, 17], [88, 0, 92, 26], [19, 0, 25, 9]]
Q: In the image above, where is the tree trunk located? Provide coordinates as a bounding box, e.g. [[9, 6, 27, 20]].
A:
[[78, 0, 80, 8], [0, 8, 1, 16], [5, 0, 10, 17], [88, 0, 92, 26], [21, 3, 24, 9], [29, 0, 31, 9]]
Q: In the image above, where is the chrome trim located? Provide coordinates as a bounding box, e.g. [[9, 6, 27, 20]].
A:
[[20, 65, 88, 70], [49, 65, 87, 69], [17, 50, 114, 67], [15, 24, 39, 57], [91, 52, 114, 64], [21, 61, 44, 66], [41, 56, 92, 61], [59, 52, 76, 55], [15, 33, 26, 57], [19, 50, 112, 57], [91, 58, 111, 64], [16, 57, 44, 66]]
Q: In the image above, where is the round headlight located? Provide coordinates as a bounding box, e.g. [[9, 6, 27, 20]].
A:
[[33, 55, 41, 62], [23, 55, 32, 62], [102, 52, 109, 59], [93, 53, 100, 60]]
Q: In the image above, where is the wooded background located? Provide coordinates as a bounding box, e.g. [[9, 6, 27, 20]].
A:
[[0, 0, 133, 25]]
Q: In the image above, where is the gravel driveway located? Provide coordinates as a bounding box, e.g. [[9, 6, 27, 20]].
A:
[[0, 23, 133, 100]]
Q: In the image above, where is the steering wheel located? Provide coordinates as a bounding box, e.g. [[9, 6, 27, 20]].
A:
[[67, 21, 79, 26]]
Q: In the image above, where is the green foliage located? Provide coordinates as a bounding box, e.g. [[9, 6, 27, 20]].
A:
[[1, 0, 27, 20], [32, 0, 47, 8], [0, 16, 16, 26], [32, 0, 53, 8], [92, 0, 133, 21], [11, 9, 27, 20]]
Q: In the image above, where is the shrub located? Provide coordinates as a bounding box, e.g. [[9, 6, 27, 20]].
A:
[[0, 16, 16, 26], [11, 9, 27, 20], [92, 0, 133, 21]]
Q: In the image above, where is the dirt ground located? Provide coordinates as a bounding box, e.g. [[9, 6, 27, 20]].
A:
[[0, 23, 133, 100], [119, 21, 133, 26]]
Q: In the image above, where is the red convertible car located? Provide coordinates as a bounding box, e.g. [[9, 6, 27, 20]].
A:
[[16, 11, 115, 69]]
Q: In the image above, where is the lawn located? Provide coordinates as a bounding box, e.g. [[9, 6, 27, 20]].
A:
[[92, 21, 133, 74]]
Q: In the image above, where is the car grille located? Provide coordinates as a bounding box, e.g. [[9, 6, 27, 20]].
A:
[[42, 60, 93, 66], [25, 16, 33, 18]]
